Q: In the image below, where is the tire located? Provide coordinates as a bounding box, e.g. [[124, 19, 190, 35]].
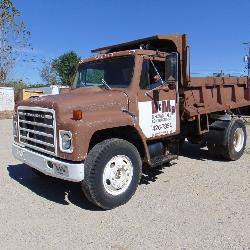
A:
[[81, 138, 142, 209], [220, 119, 247, 161], [207, 142, 223, 158]]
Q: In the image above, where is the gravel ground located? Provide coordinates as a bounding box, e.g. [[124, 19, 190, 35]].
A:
[[0, 119, 250, 250]]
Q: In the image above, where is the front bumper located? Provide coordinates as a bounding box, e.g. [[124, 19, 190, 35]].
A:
[[12, 143, 84, 182]]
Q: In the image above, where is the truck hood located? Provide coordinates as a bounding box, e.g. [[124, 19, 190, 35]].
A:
[[18, 87, 129, 119]]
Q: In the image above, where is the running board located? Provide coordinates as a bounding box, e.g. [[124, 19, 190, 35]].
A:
[[150, 154, 178, 168]]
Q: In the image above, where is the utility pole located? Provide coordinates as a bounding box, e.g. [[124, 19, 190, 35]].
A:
[[243, 42, 250, 77]]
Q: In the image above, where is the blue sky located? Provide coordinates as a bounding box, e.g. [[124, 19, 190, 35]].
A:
[[12, 0, 250, 83]]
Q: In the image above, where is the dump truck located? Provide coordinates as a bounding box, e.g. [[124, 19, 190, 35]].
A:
[[12, 34, 249, 209]]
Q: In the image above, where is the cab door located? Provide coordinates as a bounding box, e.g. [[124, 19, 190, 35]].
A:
[[137, 54, 180, 140]]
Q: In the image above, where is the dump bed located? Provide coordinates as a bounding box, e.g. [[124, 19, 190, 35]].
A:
[[182, 76, 250, 119]]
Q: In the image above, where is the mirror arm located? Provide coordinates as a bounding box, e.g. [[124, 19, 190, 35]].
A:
[[187, 46, 191, 82], [149, 59, 164, 84], [173, 52, 179, 104]]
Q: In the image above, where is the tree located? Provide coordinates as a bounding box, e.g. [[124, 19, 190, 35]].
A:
[[40, 59, 58, 85], [52, 51, 80, 86], [0, 0, 32, 83], [8, 79, 27, 101]]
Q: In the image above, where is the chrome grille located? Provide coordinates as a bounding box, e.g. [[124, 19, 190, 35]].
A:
[[18, 106, 57, 155]]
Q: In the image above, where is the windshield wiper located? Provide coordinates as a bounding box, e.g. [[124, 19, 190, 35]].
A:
[[101, 78, 111, 90]]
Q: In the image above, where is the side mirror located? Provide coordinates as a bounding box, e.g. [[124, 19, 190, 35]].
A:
[[165, 53, 178, 84]]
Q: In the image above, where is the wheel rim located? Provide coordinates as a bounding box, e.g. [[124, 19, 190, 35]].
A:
[[103, 155, 133, 196], [233, 128, 244, 152]]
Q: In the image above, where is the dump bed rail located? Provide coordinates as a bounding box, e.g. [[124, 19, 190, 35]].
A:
[[182, 76, 250, 118]]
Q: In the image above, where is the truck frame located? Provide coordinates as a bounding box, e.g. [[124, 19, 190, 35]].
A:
[[12, 34, 249, 209]]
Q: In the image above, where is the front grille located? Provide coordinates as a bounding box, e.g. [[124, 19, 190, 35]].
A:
[[17, 106, 57, 156]]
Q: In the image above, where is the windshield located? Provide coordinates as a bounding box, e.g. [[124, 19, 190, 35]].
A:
[[73, 56, 134, 88]]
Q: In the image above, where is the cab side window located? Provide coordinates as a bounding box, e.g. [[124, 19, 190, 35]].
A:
[[139, 59, 165, 90]]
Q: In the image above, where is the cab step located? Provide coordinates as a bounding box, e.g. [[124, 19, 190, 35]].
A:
[[150, 154, 178, 168]]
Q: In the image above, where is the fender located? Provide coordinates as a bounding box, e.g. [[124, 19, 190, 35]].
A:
[[56, 110, 145, 162]]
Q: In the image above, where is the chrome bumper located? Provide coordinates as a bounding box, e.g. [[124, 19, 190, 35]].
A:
[[12, 143, 84, 182]]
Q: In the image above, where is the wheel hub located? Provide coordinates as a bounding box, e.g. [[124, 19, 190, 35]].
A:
[[103, 155, 133, 196], [233, 128, 244, 152]]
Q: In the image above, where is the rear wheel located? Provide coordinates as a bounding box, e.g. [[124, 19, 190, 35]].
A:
[[81, 139, 142, 209], [207, 143, 223, 158], [220, 119, 246, 161]]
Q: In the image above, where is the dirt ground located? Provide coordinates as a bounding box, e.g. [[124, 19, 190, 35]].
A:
[[0, 119, 249, 250], [0, 111, 13, 120]]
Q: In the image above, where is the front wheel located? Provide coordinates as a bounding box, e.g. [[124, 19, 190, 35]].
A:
[[81, 139, 142, 209]]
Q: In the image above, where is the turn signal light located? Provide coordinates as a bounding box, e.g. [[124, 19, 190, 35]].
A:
[[73, 110, 83, 120]]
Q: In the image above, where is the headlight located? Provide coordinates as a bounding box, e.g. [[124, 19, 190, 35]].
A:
[[62, 134, 71, 149], [59, 130, 73, 153]]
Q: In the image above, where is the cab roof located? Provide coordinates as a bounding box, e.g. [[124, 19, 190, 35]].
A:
[[91, 34, 186, 54]]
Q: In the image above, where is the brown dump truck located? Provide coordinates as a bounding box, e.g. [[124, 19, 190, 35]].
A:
[[12, 34, 249, 209]]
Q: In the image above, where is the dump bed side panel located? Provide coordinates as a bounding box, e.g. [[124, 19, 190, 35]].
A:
[[182, 77, 250, 119]]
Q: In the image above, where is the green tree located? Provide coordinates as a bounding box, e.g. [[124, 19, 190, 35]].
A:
[[0, 0, 32, 83], [52, 51, 80, 86]]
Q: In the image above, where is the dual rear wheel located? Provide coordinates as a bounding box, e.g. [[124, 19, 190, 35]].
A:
[[208, 119, 246, 161]]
